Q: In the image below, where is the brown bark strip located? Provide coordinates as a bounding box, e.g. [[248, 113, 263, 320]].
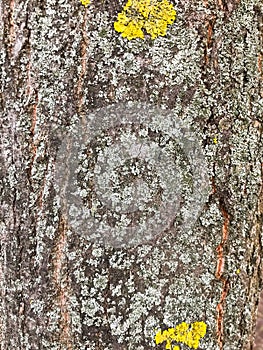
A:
[[258, 53, 263, 97], [204, 15, 217, 65], [27, 91, 39, 183], [53, 217, 73, 350], [25, 28, 39, 178], [211, 176, 217, 195], [25, 41, 33, 106], [258, 54, 262, 75], [216, 277, 230, 349], [37, 146, 50, 210], [76, 8, 89, 119], [30, 92, 38, 136], [4, 0, 15, 56], [217, 0, 225, 11], [259, 163, 263, 216], [215, 206, 230, 350], [0, 237, 7, 348], [217, 0, 241, 13], [254, 291, 263, 350]]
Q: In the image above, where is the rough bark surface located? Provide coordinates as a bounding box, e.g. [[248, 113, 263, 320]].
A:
[[1, 0, 263, 350], [254, 290, 263, 349]]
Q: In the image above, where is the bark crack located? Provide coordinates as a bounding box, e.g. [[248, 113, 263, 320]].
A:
[[76, 8, 89, 121], [4, 0, 15, 58], [53, 217, 73, 350], [215, 205, 230, 350]]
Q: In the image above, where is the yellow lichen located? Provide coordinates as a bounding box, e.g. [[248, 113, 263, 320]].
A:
[[213, 136, 218, 144], [155, 321, 207, 350], [80, 0, 90, 7], [114, 0, 176, 40]]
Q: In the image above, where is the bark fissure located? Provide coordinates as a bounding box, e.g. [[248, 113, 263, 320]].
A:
[[53, 217, 73, 350], [215, 206, 230, 350], [76, 8, 89, 119]]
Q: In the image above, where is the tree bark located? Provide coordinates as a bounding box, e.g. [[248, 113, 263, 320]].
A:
[[1, 0, 263, 349]]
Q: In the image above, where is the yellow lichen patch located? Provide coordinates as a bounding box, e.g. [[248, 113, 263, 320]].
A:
[[80, 0, 90, 7], [213, 136, 218, 144], [114, 0, 176, 40], [155, 321, 207, 350]]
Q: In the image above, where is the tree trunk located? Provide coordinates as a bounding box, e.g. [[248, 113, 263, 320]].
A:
[[1, 0, 263, 349]]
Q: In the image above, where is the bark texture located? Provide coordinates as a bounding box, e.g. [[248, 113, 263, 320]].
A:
[[1, 0, 263, 349], [254, 290, 263, 349]]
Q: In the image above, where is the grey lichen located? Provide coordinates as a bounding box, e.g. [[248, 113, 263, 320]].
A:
[[1, 0, 263, 349]]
